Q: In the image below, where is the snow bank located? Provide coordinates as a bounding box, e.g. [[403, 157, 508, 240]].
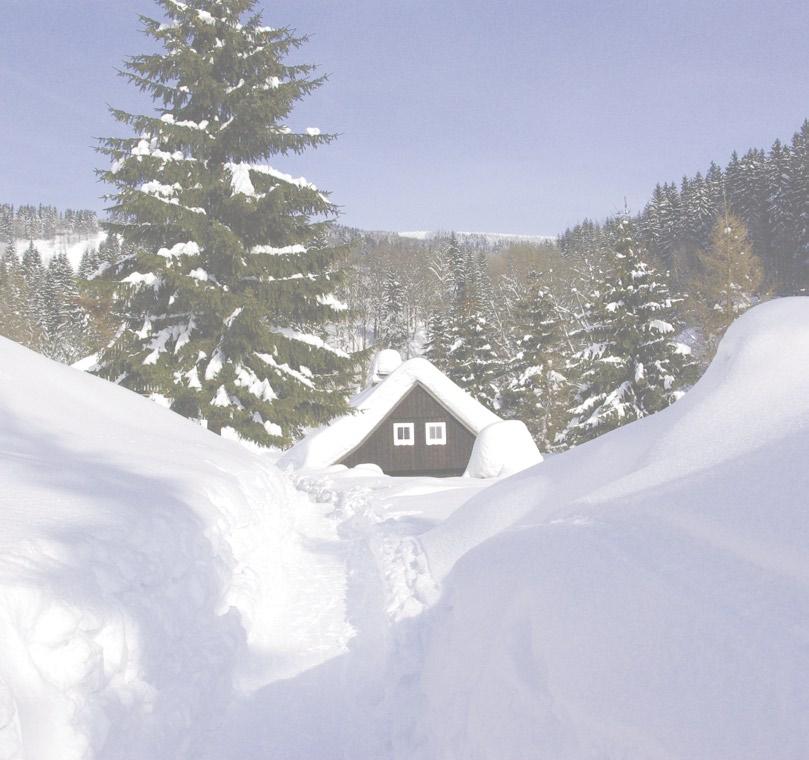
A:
[[367, 348, 403, 384], [0, 339, 351, 760], [464, 420, 543, 478], [401, 298, 809, 759], [280, 357, 501, 470]]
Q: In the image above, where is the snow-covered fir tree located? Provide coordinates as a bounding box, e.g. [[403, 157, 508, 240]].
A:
[[499, 271, 570, 451], [77, 247, 102, 280], [421, 238, 459, 371], [0, 242, 28, 343], [20, 242, 49, 351], [93, 0, 356, 447], [377, 267, 409, 354], [45, 253, 89, 363], [565, 217, 695, 446], [424, 309, 452, 371], [447, 248, 501, 410]]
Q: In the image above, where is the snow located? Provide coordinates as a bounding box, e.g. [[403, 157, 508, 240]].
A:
[[464, 420, 543, 478], [130, 137, 189, 164], [226, 163, 318, 197], [316, 293, 349, 311], [139, 180, 182, 199], [0, 337, 351, 760], [121, 272, 158, 286], [160, 113, 208, 132], [226, 163, 261, 198], [249, 244, 308, 255], [275, 327, 349, 358], [255, 353, 314, 389], [157, 241, 200, 260], [281, 357, 502, 471], [401, 298, 809, 758], [647, 318, 674, 333], [367, 348, 403, 384], [234, 365, 277, 402], [4, 298, 809, 759], [204, 349, 224, 380]]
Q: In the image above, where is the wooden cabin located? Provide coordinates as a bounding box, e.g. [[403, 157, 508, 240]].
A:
[[280, 351, 503, 477]]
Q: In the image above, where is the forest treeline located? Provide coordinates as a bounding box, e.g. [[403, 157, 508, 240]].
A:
[[1, 116, 803, 451], [0, 204, 98, 242]]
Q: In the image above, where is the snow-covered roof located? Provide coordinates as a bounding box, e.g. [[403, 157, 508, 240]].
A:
[[280, 357, 501, 470]]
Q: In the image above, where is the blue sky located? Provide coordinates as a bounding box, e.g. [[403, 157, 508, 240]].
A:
[[2, 0, 809, 235]]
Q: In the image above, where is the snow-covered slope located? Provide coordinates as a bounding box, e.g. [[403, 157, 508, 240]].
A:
[[0, 338, 351, 760], [14, 231, 106, 269], [4, 298, 809, 760], [399, 298, 809, 759]]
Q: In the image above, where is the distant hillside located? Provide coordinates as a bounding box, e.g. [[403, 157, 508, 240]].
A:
[[1, 202, 104, 268], [331, 224, 553, 253], [398, 230, 551, 245]]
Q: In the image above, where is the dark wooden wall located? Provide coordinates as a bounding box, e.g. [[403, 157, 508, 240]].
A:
[[340, 384, 476, 477]]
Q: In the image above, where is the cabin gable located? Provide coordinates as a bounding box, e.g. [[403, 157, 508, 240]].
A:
[[339, 383, 477, 476]]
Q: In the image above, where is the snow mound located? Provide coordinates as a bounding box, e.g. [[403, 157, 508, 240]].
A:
[[401, 298, 809, 759], [464, 420, 543, 478], [0, 338, 351, 760], [367, 348, 403, 384], [281, 357, 501, 470]]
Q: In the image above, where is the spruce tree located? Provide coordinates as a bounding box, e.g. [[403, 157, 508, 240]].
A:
[[0, 242, 28, 343], [565, 217, 694, 445], [499, 271, 570, 451], [93, 0, 356, 446], [20, 242, 49, 351], [78, 246, 102, 280], [377, 267, 409, 354], [422, 242, 455, 370], [424, 309, 452, 371], [447, 249, 501, 410], [46, 253, 88, 363], [0, 209, 12, 244], [766, 139, 794, 289]]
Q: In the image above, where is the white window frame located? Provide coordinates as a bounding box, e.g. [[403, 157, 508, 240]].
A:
[[393, 422, 415, 447], [425, 421, 447, 446]]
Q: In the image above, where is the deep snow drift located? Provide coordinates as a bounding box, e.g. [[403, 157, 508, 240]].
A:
[[0, 338, 352, 760], [403, 298, 809, 759], [3, 298, 809, 760]]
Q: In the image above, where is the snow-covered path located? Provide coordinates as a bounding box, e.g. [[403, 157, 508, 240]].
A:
[[200, 468, 488, 760]]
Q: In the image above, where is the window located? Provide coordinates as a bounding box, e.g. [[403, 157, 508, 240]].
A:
[[393, 422, 415, 446], [425, 421, 447, 446]]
